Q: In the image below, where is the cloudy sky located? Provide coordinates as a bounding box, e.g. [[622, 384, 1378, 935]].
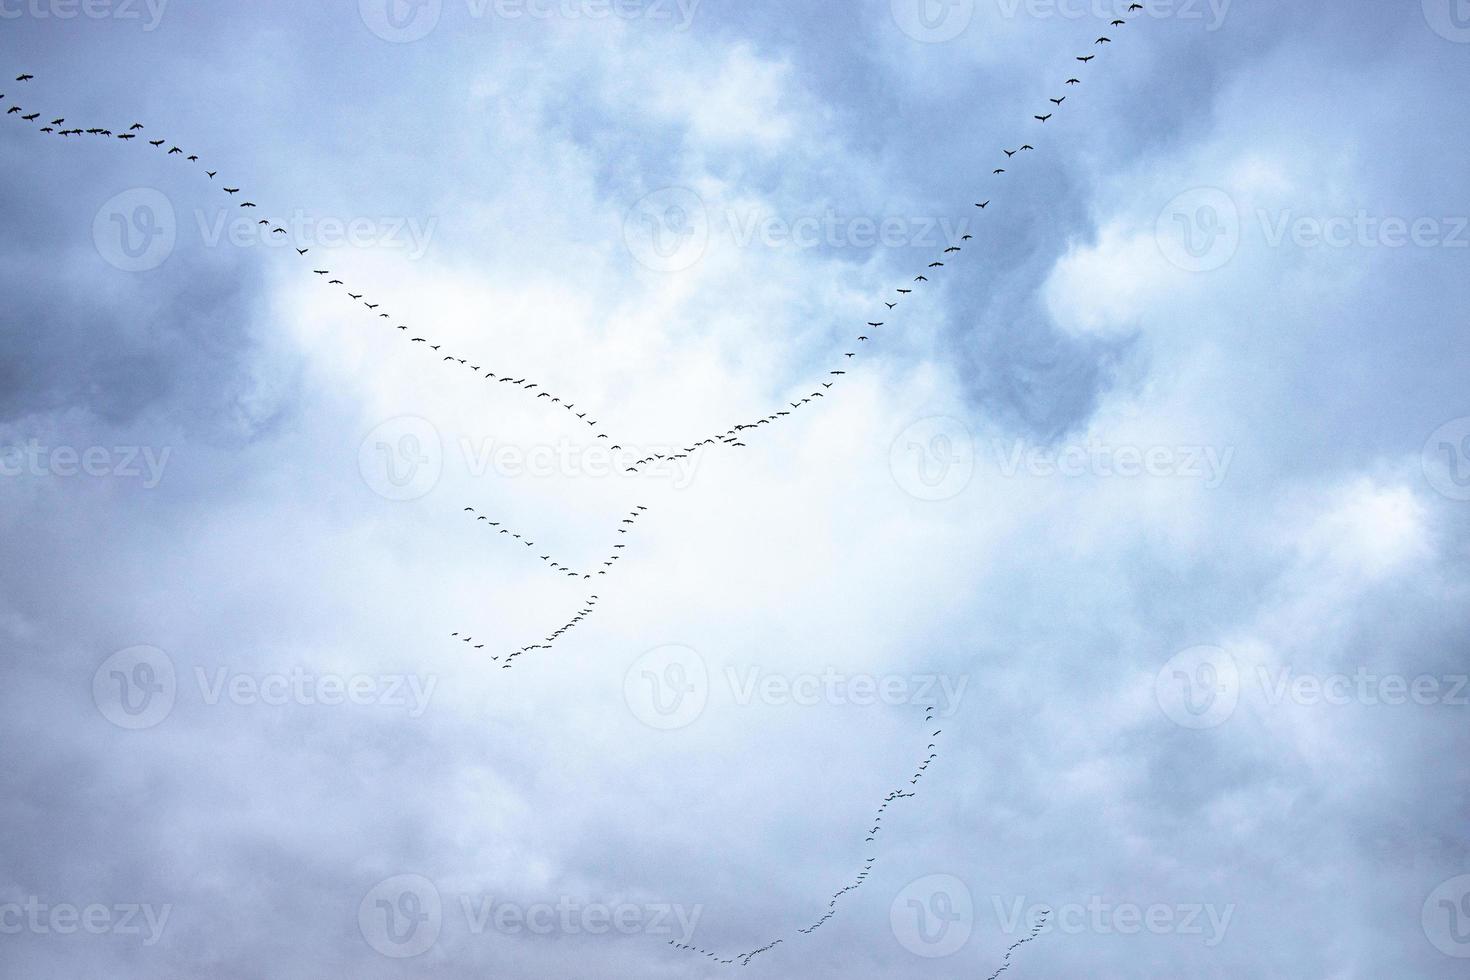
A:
[[2, 0, 1469, 976]]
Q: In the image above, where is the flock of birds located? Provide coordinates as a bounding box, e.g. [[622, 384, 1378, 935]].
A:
[[6, 11, 1150, 973], [452, 504, 647, 668], [669, 704, 942, 967]]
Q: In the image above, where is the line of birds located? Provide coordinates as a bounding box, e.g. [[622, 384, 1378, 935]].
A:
[[668, 703, 942, 967], [451, 503, 647, 668], [983, 908, 1052, 980], [625, 14, 1141, 475], [1, 71, 624, 444], [661, 18, 1144, 970], [461, 503, 646, 583], [8, 14, 1137, 472], [9, 17, 1141, 971], [451, 592, 601, 670]]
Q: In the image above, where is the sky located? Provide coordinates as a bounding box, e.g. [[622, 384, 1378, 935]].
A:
[[1, 0, 1469, 976]]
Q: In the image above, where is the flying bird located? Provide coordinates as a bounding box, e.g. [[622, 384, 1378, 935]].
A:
[[1035, 113, 1052, 122], [15, 74, 33, 82]]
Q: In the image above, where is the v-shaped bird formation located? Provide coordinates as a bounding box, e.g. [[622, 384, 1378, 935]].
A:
[[4, 10, 1153, 973]]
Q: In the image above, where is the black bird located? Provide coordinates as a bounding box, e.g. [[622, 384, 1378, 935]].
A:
[[1077, 55, 1095, 62], [1004, 149, 1016, 157], [167, 146, 181, 154], [945, 246, 960, 253], [1096, 36, 1111, 43], [1050, 97, 1065, 105], [21, 113, 38, 121], [223, 187, 240, 194], [4, 107, 19, 115], [15, 74, 33, 82], [1066, 78, 1081, 84], [187, 155, 198, 161], [928, 262, 943, 268], [976, 201, 990, 208], [915, 275, 927, 282], [206, 171, 216, 178], [240, 202, 256, 208], [1112, 19, 1126, 25], [297, 248, 309, 255], [148, 139, 165, 146], [897, 288, 912, 294], [1021, 144, 1034, 150], [994, 168, 1005, 174], [1035, 113, 1052, 122], [49, 117, 63, 125], [868, 322, 884, 327], [129, 123, 144, 130], [962, 234, 973, 240], [885, 302, 896, 309]]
